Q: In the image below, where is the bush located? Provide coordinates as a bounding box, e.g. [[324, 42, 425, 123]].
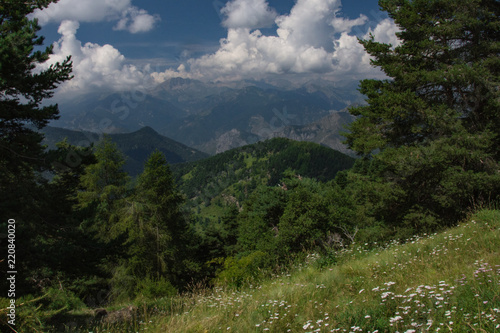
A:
[[216, 251, 271, 288], [44, 286, 85, 311], [135, 277, 177, 300], [0, 294, 52, 332]]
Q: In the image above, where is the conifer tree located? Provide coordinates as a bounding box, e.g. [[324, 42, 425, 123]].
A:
[[113, 150, 189, 298], [345, 0, 500, 228], [0, 0, 72, 294], [0, 0, 72, 201], [126, 150, 185, 278], [77, 136, 130, 240]]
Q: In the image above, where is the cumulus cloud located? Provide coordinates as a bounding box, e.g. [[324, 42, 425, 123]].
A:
[[33, 0, 159, 33], [40, 0, 401, 93], [152, 0, 399, 83], [221, 0, 277, 29], [331, 15, 368, 34], [276, 0, 340, 50], [40, 20, 151, 95], [114, 7, 161, 34], [33, 0, 130, 25], [367, 18, 401, 46]]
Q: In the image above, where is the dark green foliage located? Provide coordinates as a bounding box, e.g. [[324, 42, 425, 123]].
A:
[[134, 276, 177, 300], [0, 0, 72, 208], [215, 251, 270, 288], [236, 172, 369, 262], [0, 0, 78, 299], [345, 0, 500, 228], [276, 179, 333, 256], [237, 185, 287, 255], [192, 204, 240, 261], [31, 142, 102, 290], [121, 151, 185, 278]]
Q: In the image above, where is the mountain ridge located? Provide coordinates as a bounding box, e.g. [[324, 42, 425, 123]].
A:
[[50, 79, 364, 155], [171, 137, 355, 218], [41, 126, 209, 176]]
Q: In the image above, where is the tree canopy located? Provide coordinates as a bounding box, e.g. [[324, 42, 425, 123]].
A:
[[0, 0, 72, 221], [345, 0, 500, 228]]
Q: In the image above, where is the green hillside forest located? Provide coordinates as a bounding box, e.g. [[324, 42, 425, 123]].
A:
[[1, 0, 499, 332]]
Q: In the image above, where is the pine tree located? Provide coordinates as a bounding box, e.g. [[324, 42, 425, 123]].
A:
[[0, 0, 72, 199], [345, 0, 500, 229], [127, 150, 185, 278], [0, 0, 72, 295]]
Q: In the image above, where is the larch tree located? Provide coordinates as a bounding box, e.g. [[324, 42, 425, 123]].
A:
[[77, 136, 130, 241], [112, 150, 188, 299]]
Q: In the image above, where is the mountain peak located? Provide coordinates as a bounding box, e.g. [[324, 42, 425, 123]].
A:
[[135, 126, 158, 135]]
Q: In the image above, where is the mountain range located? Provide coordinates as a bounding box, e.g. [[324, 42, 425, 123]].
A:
[[51, 78, 363, 155]]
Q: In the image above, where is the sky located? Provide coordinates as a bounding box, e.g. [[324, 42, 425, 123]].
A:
[[32, 0, 400, 98]]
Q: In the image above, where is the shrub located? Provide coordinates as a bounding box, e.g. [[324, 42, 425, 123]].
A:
[[216, 251, 270, 288], [134, 277, 177, 300]]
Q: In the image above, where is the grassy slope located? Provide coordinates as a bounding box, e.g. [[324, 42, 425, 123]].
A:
[[91, 210, 500, 332]]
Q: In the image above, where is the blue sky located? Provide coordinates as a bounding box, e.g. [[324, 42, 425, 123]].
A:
[[33, 0, 399, 97]]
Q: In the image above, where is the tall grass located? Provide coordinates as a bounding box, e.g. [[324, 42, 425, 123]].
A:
[[81, 210, 500, 332]]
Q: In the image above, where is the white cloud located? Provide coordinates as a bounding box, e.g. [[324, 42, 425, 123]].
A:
[[33, 0, 159, 33], [367, 18, 401, 46], [331, 32, 373, 77], [276, 0, 340, 49], [152, 0, 398, 83], [331, 15, 368, 34], [221, 0, 277, 29], [40, 0, 401, 94], [114, 7, 161, 34], [40, 20, 151, 95], [33, 0, 130, 25]]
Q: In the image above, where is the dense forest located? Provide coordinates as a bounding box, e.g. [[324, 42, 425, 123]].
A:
[[1, 0, 499, 331]]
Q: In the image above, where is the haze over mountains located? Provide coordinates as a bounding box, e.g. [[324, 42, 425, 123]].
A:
[[51, 78, 362, 155]]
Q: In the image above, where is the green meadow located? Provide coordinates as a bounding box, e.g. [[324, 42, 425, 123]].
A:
[[83, 209, 499, 333]]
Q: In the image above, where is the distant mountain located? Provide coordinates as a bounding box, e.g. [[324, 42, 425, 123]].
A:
[[53, 92, 186, 134], [41, 126, 209, 176], [150, 77, 232, 114], [190, 108, 357, 156], [50, 79, 364, 155], [172, 137, 355, 214], [264, 110, 357, 156], [163, 85, 361, 154]]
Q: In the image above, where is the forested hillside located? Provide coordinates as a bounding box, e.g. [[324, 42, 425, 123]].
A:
[[67, 210, 500, 333], [172, 138, 354, 212]]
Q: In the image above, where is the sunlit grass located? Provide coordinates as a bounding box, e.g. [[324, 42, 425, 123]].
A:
[[85, 210, 500, 332]]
